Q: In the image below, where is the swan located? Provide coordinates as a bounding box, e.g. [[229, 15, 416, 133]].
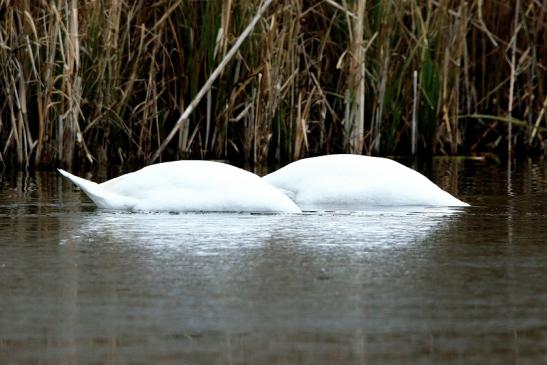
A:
[[59, 161, 301, 213], [263, 154, 469, 208]]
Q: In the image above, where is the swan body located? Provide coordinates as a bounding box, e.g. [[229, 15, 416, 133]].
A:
[[263, 154, 469, 208], [59, 161, 301, 213]]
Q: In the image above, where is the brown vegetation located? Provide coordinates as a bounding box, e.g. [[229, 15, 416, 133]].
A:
[[0, 0, 546, 169]]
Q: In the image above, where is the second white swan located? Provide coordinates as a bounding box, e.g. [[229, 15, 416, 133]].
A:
[[263, 154, 469, 208]]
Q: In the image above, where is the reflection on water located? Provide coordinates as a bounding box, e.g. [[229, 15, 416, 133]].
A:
[[1, 158, 547, 364]]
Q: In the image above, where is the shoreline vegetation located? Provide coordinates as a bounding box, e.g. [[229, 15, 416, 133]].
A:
[[0, 0, 546, 170]]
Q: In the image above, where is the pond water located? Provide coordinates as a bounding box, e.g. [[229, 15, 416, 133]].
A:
[[1, 158, 546, 364]]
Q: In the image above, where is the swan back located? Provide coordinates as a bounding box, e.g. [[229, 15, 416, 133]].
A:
[[263, 155, 469, 207], [60, 161, 301, 213]]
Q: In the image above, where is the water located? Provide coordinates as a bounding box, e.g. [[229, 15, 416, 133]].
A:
[[1, 158, 547, 364]]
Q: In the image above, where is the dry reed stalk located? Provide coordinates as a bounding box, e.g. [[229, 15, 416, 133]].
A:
[[293, 86, 314, 160], [150, 0, 275, 163], [1, 7, 22, 165], [21, 7, 46, 165], [253, 72, 262, 163], [61, 0, 92, 166], [242, 86, 256, 162], [462, 40, 473, 116], [412, 70, 418, 155], [507, 0, 521, 157], [205, 12, 227, 155], [282, 11, 301, 155], [432, 1, 467, 154], [270, 0, 300, 161], [373, 50, 389, 154], [16, 61, 35, 166], [345, 0, 365, 154], [219, 0, 233, 60], [115, 23, 146, 115], [252, 13, 274, 164], [5, 73, 23, 165], [528, 96, 547, 144]]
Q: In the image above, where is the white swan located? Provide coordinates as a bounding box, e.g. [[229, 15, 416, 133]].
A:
[[59, 161, 301, 213], [263, 154, 469, 208]]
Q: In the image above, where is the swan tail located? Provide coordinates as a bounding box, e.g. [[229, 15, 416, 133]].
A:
[[451, 197, 470, 207], [58, 169, 131, 209]]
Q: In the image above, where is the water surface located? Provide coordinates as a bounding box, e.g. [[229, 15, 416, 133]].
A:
[[1, 158, 547, 364]]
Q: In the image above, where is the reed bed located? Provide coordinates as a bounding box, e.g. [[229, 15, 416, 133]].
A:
[[0, 0, 545, 169]]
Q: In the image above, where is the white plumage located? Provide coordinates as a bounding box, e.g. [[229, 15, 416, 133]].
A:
[[59, 161, 301, 213], [263, 154, 469, 208]]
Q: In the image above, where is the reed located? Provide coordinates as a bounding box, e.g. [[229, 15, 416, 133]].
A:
[[0, 0, 545, 169]]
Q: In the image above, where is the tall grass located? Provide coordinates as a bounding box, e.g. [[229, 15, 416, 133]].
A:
[[0, 0, 545, 169]]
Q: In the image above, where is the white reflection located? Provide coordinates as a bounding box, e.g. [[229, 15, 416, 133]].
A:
[[60, 207, 465, 252]]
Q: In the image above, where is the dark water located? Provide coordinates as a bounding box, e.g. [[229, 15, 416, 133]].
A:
[[1, 158, 547, 364]]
